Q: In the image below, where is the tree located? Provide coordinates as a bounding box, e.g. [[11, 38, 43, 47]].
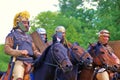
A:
[[94, 0, 120, 40]]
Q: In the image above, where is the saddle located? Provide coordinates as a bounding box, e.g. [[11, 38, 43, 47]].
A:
[[1, 62, 33, 80]]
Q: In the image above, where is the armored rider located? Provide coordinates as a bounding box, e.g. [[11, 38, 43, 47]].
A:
[[52, 26, 71, 49], [87, 29, 120, 80], [4, 11, 41, 80]]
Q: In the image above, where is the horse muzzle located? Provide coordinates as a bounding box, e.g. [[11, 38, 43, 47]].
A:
[[62, 64, 73, 73]]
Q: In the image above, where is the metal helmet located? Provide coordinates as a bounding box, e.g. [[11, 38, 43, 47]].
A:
[[98, 29, 110, 37], [55, 26, 65, 33], [36, 28, 46, 34], [98, 29, 110, 44], [13, 11, 30, 28]]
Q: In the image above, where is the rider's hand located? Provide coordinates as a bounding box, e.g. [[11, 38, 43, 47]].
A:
[[20, 50, 28, 56]]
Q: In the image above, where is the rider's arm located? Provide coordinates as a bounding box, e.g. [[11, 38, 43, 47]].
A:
[[4, 36, 27, 56], [32, 42, 41, 57]]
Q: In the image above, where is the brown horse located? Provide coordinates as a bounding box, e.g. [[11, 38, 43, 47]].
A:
[[72, 43, 94, 80], [84, 43, 120, 80], [57, 42, 93, 80]]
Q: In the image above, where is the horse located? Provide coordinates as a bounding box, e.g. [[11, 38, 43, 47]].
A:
[[56, 42, 93, 80], [84, 43, 120, 80], [33, 43, 73, 80]]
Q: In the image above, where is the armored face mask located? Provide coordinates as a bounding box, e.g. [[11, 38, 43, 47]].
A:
[[18, 20, 30, 32], [39, 34, 47, 43]]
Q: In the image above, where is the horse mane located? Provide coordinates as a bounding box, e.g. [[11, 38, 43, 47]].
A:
[[34, 45, 52, 69]]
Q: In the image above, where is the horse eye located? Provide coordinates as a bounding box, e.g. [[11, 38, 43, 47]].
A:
[[73, 48, 78, 50], [87, 57, 90, 60]]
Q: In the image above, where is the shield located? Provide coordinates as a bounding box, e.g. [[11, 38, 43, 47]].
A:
[[108, 40, 120, 59], [31, 31, 48, 53]]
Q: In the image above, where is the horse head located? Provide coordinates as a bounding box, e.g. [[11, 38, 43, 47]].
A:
[[50, 43, 73, 73], [70, 42, 93, 69], [33, 43, 73, 80], [89, 43, 118, 67]]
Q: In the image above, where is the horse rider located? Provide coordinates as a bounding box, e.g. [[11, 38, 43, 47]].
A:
[[36, 28, 48, 44], [4, 11, 41, 80], [87, 29, 120, 80], [31, 27, 51, 55], [52, 26, 71, 49]]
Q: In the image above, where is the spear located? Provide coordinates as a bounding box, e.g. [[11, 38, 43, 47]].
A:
[[8, 45, 18, 80]]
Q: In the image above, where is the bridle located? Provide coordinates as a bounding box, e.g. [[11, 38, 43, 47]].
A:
[[44, 43, 70, 80], [70, 46, 89, 65], [92, 45, 107, 66]]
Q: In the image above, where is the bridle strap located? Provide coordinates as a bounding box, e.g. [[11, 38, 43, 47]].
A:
[[69, 48, 79, 63], [44, 62, 58, 67], [50, 43, 69, 68], [54, 67, 59, 80], [46, 43, 67, 80], [50, 44, 61, 66], [79, 51, 87, 61], [93, 44, 107, 66], [44, 62, 60, 80]]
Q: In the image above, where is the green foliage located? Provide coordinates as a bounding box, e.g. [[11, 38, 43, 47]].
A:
[[94, 0, 120, 40], [30, 11, 92, 48], [2, 0, 120, 70], [0, 44, 10, 71], [58, 0, 83, 18]]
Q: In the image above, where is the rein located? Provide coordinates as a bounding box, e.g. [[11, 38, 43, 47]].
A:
[[44, 62, 59, 80], [44, 43, 68, 80], [69, 48, 79, 64], [69, 47, 89, 80]]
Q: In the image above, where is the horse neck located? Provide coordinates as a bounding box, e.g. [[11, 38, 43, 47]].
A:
[[36, 54, 57, 80], [68, 48, 80, 65], [37, 65, 56, 80], [79, 68, 94, 80]]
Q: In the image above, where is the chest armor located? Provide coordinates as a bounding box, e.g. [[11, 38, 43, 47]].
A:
[[12, 30, 34, 56]]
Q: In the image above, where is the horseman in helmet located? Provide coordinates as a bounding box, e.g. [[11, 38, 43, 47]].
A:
[[36, 28, 47, 43], [87, 29, 120, 80], [52, 26, 71, 49], [31, 27, 51, 54], [4, 11, 41, 80], [53, 26, 71, 48]]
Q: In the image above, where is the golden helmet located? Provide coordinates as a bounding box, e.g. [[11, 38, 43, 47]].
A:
[[55, 26, 65, 33], [13, 11, 30, 28], [98, 29, 110, 37]]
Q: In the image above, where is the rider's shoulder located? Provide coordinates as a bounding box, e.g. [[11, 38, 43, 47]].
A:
[[6, 30, 15, 38]]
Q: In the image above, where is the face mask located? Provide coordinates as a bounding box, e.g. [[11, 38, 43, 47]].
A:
[[18, 21, 30, 32], [40, 34, 47, 43], [56, 32, 63, 39]]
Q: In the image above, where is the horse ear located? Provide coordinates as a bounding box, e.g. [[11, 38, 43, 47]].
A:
[[89, 42, 93, 46], [89, 42, 95, 47], [73, 42, 79, 46], [71, 42, 79, 50]]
